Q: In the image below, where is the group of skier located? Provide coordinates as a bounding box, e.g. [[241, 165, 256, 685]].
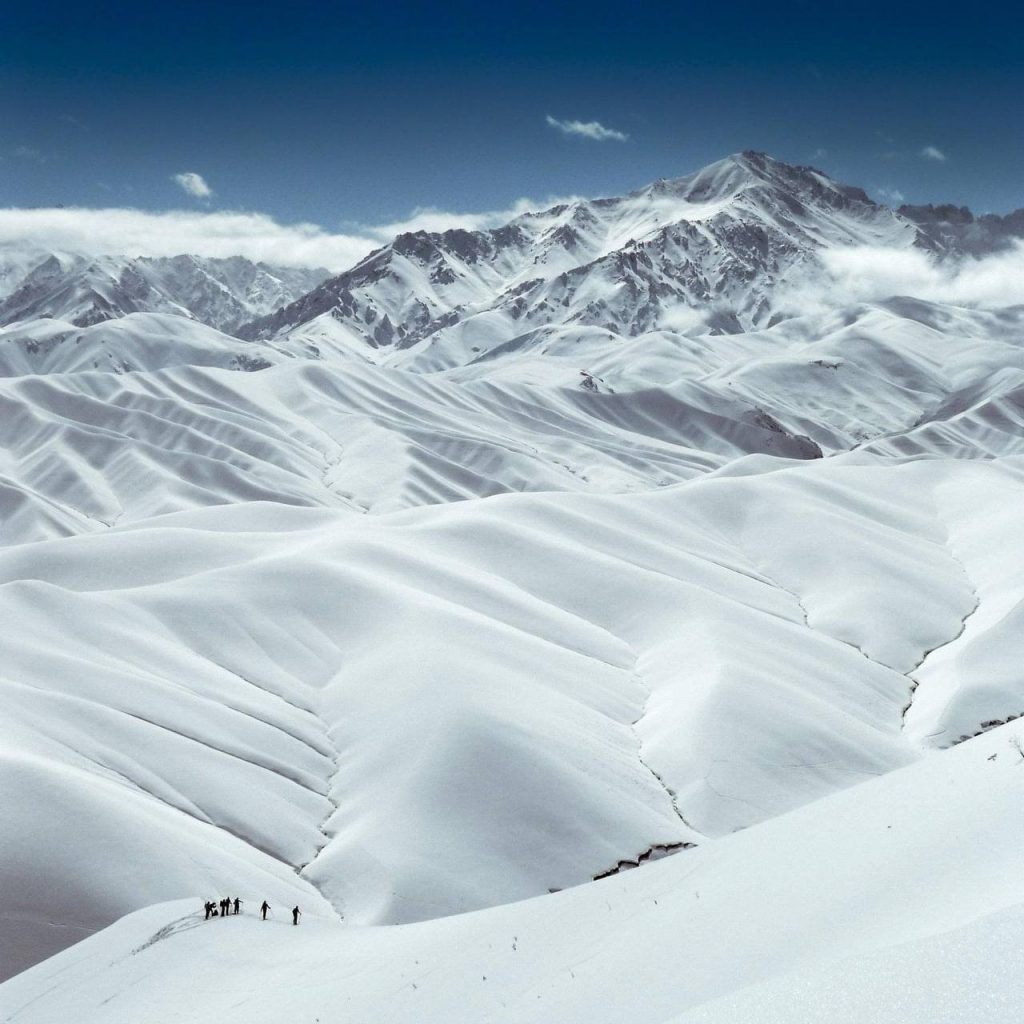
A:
[[205, 897, 241, 918], [204, 898, 301, 925]]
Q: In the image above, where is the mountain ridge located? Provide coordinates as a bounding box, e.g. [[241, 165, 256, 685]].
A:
[[0, 250, 328, 333], [238, 151, 914, 357], [3, 153, 1022, 361]]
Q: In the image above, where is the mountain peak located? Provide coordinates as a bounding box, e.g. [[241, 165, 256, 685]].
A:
[[636, 150, 825, 206], [240, 151, 912, 353]]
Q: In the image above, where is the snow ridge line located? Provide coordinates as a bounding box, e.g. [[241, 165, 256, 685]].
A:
[[203, 659, 344, 917], [761, 570, 880, 667], [293, 689, 343, 916], [297, 738, 342, 877], [752, 563, 980, 743], [628, 652, 706, 841], [898, 487, 984, 743], [740, 540, 983, 746], [900, 546, 982, 740], [592, 841, 693, 881]]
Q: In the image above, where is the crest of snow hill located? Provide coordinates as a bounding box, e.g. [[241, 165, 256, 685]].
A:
[[3, 153, 1024, 1022]]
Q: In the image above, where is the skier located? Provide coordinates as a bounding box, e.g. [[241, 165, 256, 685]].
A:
[[204, 900, 213, 920], [221, 898, 230, 918], [233, 897, 241, 915], [292, 906, 301, 926], [260, 900, 270, 921]]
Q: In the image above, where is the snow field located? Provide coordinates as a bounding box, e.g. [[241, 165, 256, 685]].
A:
[[5, 717, 1024, 1023], [2, 456, 1022, 980]]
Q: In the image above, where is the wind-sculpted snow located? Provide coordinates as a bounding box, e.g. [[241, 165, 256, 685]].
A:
[[902, 462, 1024, 747], [0, 358, 825, 548], [0, 313, 283, 377], [5, 300, 1024, 551], [5, 718, 1024, 1024], [2, 457, 1023, 979], [2, 151, 1024, 1007]]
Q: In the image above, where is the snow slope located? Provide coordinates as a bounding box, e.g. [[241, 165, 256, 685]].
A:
[[0, 313, 283, 377], [1, 151, 1023, 1011], [4, 299, 1024, 550], [1, 455, 1022, 981], [437, 299, 1024, 456], [0, 357, 825, 548], [4, 718, 1024, 1023]]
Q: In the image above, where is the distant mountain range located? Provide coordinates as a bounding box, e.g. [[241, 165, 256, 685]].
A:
[[900, 202, 1024, 255], [2, 153, 1021, 362], [0, 251, 327, 333]]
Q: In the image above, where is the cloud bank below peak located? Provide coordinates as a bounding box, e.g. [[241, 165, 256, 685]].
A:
[[0, 207, 380, 271], [773, 243, 1024, 316], [0, 196, 575, 272]]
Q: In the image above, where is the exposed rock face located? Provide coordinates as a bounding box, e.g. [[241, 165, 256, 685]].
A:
[[239, 152, 915, 363], [900, 203, 1024, 255]]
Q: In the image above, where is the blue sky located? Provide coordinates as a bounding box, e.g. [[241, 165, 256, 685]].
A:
[[1, 0, 1021, 238]]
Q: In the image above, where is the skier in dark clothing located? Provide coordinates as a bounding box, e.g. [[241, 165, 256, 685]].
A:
[[260, 900, 270, 921], [204, 901, 213, 920], [221, 898, 230, 918], [292, 906, 301, 926], [233, 897, 241, 915]]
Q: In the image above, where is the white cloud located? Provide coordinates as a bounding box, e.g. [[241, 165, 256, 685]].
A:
[[0, 207, 378, 271], [545, 115, 628, 142], [12, 146, 45, 162], [360, 195, 580, 240], [875, 186, 906, 206], [776, 243, 1024, 315], [173, 171, 213, 198], [920, 145, 948, 163], [0, 195, 572, 272]]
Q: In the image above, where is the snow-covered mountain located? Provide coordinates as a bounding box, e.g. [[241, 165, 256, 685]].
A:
[[1, 152, 1023, 1023], [900, 202, 1024, 255], [241, 152, 914, 361], [0, 250, 327, 333]]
